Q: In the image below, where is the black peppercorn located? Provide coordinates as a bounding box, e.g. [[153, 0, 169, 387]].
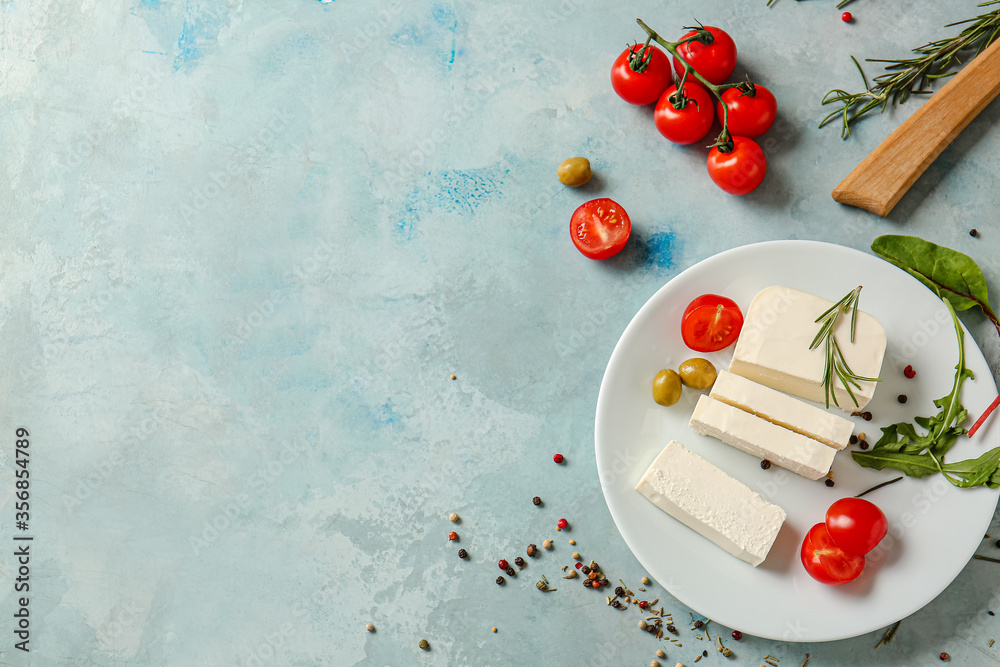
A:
[[583, 579, 593, 588], [863, 411, 873, 421], [514, 557, 525, 568], [532, 496, 542, 506], [971, 229, 979, 237], [505, 566, 515, 576], [615, 586, 625, 597], [898, 394, 908, 404], [666, 624, 677, 634], [611, 599, 620, 608], [694, 620, 704, 628], [590, 562, 600, 572], [458, 549, 468, 559], [860, 441, 870, 450], [581, 565, 591, 575], [527, 544, 537, 557], [849, 435, 858, 444], [761, 460, 771, 470], [825, 479, 835, 487], [496, 576, 505, 585]]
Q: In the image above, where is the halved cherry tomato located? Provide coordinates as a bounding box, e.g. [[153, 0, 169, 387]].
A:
[[825, 498, 888, 556], [672, 26, 737, 86], [611, 44, 673, 106], [681, 294, 743, 352], [706, 136, 767, 196], [570, 198, 631, 260], [716, 84, 777, 139], [653, 84, 715, 145], [801, 522, 865, 585]]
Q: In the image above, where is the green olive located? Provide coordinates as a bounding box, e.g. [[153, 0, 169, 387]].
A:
[[557, 157, 593, 187], [652, 369, 683, 407], [678, 358, 718, 390]]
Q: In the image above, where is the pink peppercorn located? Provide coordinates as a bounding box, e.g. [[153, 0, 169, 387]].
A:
[[557, 518, 568, 530], [553, 453, 564, 464]]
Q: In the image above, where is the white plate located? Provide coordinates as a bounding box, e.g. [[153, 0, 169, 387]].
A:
[[595, 240, 1000, 642]]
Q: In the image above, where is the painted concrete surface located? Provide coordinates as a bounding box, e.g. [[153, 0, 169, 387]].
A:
[[2, 0, 1000, 664]]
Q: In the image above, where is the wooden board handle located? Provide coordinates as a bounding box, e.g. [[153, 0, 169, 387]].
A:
[[832, 37, 1000, 217]]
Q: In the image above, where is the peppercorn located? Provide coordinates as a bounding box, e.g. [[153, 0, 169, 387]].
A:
[[722, 647, 733, 657], [639, 620, 648, 630], [557, 518, 568, 530], [588, 571, 598, 580], [825, 479, 835, 487], [702, 650, 707, 657], [514, 557, 525, 568], [542, 539, 552, 549], [639, 600, 648, 609], [532, 496, 542, 506], [591, 562, 600, 572], [863, 411, 873, 421], [553, 453, 564, 464], [995, 539, 1000, 548], [569, 539, 576, 545], [732, 630, 742, 640], [971, 229, 979, 237], [694, 619, 704, 628], [940, 653, 949, 661], [898, 394, 908, 404], [904, 364, 916, 378], [761, 460, 771, 470], [572, 552, 581, 560], [498, 559, 508, 570], [458, 549, 468, 559], [496, 576, 505, 585], [366, 623, 375, 632], [449, 512, 459, 522], [990, 610, 996, 615], [583, 578, 593, 588], [419, 639, 429, 650], [850, 435, 858, 444], [667, 624, 677, 633], [592, 580, 602, 589], [448, 531, 458, 541], [505, 566, 515, 576], [615, 586, 625, 597], [642, 576, 650, 585], [527, 544, 537, 557], [611, 599, 621, 608], [651, 661, 660, 667], [860, 441, 870, 450], [581, 565, 591, 574], [450, 374, 456, 380], [657, 650, 666, 658]]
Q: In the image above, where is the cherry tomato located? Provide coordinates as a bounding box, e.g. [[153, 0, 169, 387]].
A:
[[611, 44, 673, 106], [570, 198, 631, 260], [801, 522, 865, 585], [716, 85, 777, 139], [706, 136, 767, 196], [653, 84, 715, 145], [672, 26, 737, 86], [681, 294, 744, 352], [825, 498, 888, 556]]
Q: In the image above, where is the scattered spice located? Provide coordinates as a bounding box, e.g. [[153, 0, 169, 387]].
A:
[[694, 619, 704, 628], [761, 460, 772, 470], [615, 586, 625, 596], [557, 518, 569, 530], [990, 610, 996, 615], [543, 539, 552, 549], [450, 374, 456, 380], [850, 434, 858, 444], [419, 639, 429, 650], [864, 411, 873, 421], [532, 496, 542, 506], [588, 571, 598, 580], [732, 630, 742, 640], [569, 539, 576, 545], [448, 531, 458, 541], [971, 229, 979, 238], [990, 639, 995, 647], [825, 479, 836, 487], [940, 653, 949, 661], [498, 559, 509, 571], [642, 576, 651, 585], [496, 576, 505, 585], [722, 647, 732, 657], [514, 557, 526, 568], [667, 624, 677, 634], [575, 562, 582, 569], [657, 650, 666, 658], [652, 661, 661, 667], [527, 544, 538, 557], [611, 598, 620, 607], [975, 555, 1000, 563], [858, 432, 867, 441], [802, 654, 811, 667], [572, 552, 581, 560], [492, 626, 497, 633], [449, 512, 459, 522], [458, 549, 468, 559], [564, 570, 578, 579], [583, 579, 593, 588], [553, 453, 565, 464], [506, 566, 516, 576], [904, 364, 916, 379], [592, 580, 603, 589], [582, 565, 591, 574], [876, 621, 901, 648], [640, 600, 649, 609], [898, 394, 908, 404], [860, 440, 870, 450], [639, 620, 648, 630], [366, 623, 375, 632], [694, 657, 701, 664]]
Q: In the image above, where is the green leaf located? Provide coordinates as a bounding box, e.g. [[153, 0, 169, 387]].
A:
[[940, 446, 1000, 488], [871, 235, 1000, 326], [852, 449, 942, 478]]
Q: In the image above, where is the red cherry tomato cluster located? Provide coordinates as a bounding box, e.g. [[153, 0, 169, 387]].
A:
[[610, 25, 778, 195], [801, 497, 888, 585]]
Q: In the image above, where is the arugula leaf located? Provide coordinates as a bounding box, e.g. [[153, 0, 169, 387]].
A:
[[871, 235, 1000, 336], [852, 299, 1000, 488]]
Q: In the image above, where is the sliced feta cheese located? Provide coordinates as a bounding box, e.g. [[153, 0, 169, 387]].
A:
[[689, 395, 836, 480], [635, 440, 786, 567], [728, 285, 886, 410], [710, 370, 854, 450]]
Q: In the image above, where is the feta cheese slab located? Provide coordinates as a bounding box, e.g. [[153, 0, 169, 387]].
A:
[[635, 440, 786, 567], [710, 370, 854, 450], [728, 285, 886, 410], [689, 395, 837, 480]]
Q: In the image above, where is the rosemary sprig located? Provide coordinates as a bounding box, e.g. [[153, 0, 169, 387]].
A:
[[767, 0, 856, 8], [821, 1, 1000, 138], [809, 286, 881, 408]]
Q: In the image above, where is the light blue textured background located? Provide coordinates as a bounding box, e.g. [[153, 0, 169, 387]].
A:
[[2, 0, 1000, 665]]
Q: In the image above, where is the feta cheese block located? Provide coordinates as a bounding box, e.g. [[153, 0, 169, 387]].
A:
[[635, 440, 786, 567], [689, 395, 837, 480], [729, 285, 886, 410], [710, 370, 854, 450]]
